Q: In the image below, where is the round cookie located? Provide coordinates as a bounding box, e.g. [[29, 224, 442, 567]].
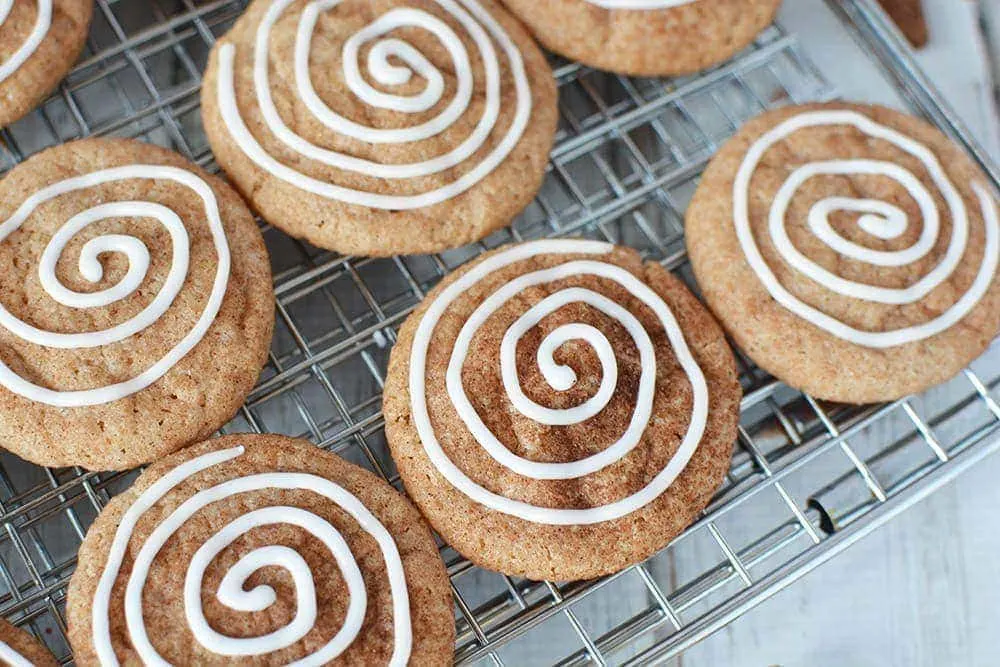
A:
[[0, 138, 274, 470], [500, 0, 782, 77], [0, 0, 92, 127], [383, 239, 741, 581], [66, 434, 455, 665], [0, 618, 59, 667], [200, 0, 558, 257], [685, 102, 1000, 403]]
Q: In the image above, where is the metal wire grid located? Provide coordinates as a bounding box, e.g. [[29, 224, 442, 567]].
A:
[[0, 0, 998, 664]]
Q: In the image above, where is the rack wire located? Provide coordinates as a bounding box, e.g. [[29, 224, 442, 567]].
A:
[[1, 0, 999, 664]]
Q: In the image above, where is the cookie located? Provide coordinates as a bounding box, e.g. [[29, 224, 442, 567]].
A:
[[877, 0, 928, 48], [200, 0, 558, 257], [499, 0, 782, 77], [0, 618, 59, 667], [0, 0, 92, 127], [0, 138, 274, 470], [685, 102, 1000, 403], [383, 239, 741, 581], [66, 434, 455, 665]]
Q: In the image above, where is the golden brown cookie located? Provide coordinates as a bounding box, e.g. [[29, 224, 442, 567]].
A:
[[0, 138, 274, 470], [500, 0, 782, 77], [686, 102, 1000, 403], [0, 0, 92, 127], [66, 434, 455, 666], [383, 240, 741, 581], [0, 618, 59, 667], [877, 0, 928, 48], [200, 0, 558, 257]]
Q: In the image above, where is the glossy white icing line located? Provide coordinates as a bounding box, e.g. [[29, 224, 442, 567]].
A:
[[216, 0, 532, 209], [186, 512, 364, 659], [584, 0, 697, 8], [410, 239, 709, 525], [92, 445, 412, 667], [296, 0, 477, 145], [455, 274, 657, 479], [0, 0, 52, 85], [734, 109, 1000, 348], [0, 640, 33, 667], [33, 202, 187, 334], [0, 165, 230, 407]]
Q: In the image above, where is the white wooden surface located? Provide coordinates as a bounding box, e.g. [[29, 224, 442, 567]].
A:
[[675, 2, 1000, 665]]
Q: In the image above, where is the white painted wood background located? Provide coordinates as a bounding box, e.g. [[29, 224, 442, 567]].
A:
[[675, 2, 1000, 665]]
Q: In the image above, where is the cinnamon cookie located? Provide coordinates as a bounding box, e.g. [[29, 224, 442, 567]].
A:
[[685, 102, 1000, 403], [201, 0, 558, 257], [383, 240, 741, 581], [500, 0, 782, 77], [0, 618, 58, 667], [0, 0, 92, 127], [0, 138, 274, 470], [66, 434, 455, 666]]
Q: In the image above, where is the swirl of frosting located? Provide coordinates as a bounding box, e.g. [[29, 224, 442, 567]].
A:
[[91, 445, 411, 666], [0, 0, 51, 84], [215, 0, 531, 209], [0, 165, 230, 407], [733, 109, 1000, 348], [409, 239, 709, 525]]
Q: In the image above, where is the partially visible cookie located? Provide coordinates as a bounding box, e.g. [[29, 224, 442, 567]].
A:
[[685, 102, 1000, 403], [201, 0, 558, 257], [0, 0, 92, 127], [500, 0, 782, 77], [0, 138, 274, 470], [66, 434, 455, 666], [384, 239, 741, 581], [0, 618, 58, 667], [877, 0, 928, 48]]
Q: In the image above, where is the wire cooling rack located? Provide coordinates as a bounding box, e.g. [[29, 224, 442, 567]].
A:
[[1, 0, 999, 664]]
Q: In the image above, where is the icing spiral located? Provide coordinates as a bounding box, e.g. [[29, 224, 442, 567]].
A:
[[734, 110, 1000, 348], [409, 239, 709, 525], [0, 0, 51, 85], [0, 641, 32, 667], [215, 0, 531, 209], [0, 165, 230, 407], [91, 445, 411, 666]]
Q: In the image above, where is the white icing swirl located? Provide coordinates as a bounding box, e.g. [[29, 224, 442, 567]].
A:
[[0, 640, 33, 667], [0, 0, 51, 86], [409, 239, 709, 525], [215, 0, 532, 209], [734, 109, 1000, 348], [91, 445, 411, 666], [0, 165, 230, 407]]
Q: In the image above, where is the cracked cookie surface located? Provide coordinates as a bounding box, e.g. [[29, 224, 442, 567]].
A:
[[201, 0, 558, 256], [686, 102, 1000, 402], [500, 0, 782, 77], [67, 434, 455, 665], [0, 138, 274, 470], [384, 241, 740, 580], [0, 0, 92, 127]]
